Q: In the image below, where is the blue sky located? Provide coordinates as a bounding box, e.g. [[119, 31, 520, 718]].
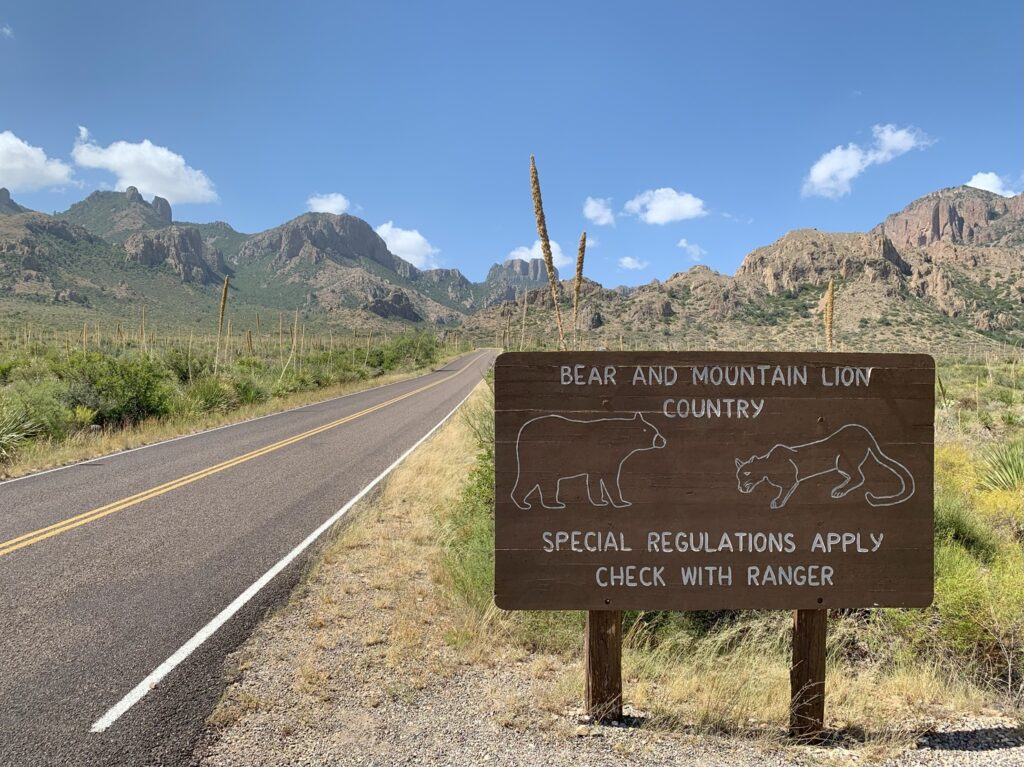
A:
[[1, 1, 1021, 285]]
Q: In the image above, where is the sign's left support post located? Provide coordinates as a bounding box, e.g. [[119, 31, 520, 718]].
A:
[[585, 610, 623, 722]]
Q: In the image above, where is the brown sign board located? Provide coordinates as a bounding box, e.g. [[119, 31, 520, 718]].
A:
[[494, 352, 934, 611]]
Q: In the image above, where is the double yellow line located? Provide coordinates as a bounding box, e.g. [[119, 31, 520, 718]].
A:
[[0, 357, 480, 559]]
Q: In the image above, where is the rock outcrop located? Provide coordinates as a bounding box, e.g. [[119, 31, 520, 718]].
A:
[[123, 226, 219, 283], [873, 186, 1024, 249], [478, 258, 554, 307], [151, 196, 172, 223], [362, 288, 423, 321], [59, 188, 172, 241], [0, 188, 29, 216], [236, 213, 410, 276]]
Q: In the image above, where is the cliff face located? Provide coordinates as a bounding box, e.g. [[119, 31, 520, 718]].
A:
[[123, 226, 221, 284], [0, 188, 29, 216], [872, 186, 1024, 248], [478, 258, 555, 307]]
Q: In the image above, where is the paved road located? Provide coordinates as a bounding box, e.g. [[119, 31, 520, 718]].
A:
[[0, 350, 494, 767]]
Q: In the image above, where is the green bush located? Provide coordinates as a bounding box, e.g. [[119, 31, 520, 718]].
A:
[[182, 376, 239, 414], [231, 377, 268, 405], [58, 352, 172, 426], [0, 378, 73, 439]]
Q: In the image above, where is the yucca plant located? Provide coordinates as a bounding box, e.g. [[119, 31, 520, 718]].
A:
[[979, 441, 1024, 492], [0, 408, 36, 462]]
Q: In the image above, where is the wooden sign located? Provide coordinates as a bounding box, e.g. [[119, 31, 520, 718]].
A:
[[494, 352, 934, 611]]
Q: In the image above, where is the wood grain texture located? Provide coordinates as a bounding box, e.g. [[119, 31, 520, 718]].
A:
[[585, 610, 623, 722], [494, 352, 935, 611], [790, 608, 827, 738]]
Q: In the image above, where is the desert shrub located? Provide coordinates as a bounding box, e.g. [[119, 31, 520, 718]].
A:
[[182, 376, 239, 414], [162, 346, 212, 383], [0, 378, 73, 439], [58, 352, 172, 426], [231, 376, 268, 405]]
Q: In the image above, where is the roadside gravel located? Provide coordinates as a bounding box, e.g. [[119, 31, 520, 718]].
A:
[[192, 392, 1023, 767]]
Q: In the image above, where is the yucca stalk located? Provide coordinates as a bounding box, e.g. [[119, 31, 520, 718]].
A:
[[277, 309, 299, 384], [824, 278, 835, 352], [519, 288, 529, 352], [530, 155, 566, 350], [573, 231, 587, 350], [214, 276, 229, 374]]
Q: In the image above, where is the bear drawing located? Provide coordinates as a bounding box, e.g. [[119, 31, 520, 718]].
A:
[[511, 412, 666, 510]]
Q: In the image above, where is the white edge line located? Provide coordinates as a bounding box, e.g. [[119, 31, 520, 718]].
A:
[[0, 352, 481, 489], [90, 362, 489, 733]]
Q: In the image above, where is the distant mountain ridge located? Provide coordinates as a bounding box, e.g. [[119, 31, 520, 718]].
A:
[[467, 185, 1024, 352], [0, 185, 555, 328], [0, 183, 1021, 352]]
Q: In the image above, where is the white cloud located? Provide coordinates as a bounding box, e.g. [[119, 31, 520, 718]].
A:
[[1, 24, 13, 38], [618, 256, 648, 270], [71, 127, 217, 204], [375, 221, 440, 269], [966, 171, 1019, 198], [802, 123, 931, 199], [583, 196, 615, 226], [306, 192, 350, 214], [0, 131, 74, 191], [623, 187, 707, 224], [508, 239, 571, 269], [585, 235, 599, 248], [677, 238, 706, 262]]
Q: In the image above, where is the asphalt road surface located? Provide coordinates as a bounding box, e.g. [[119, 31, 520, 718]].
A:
[[0, 350, 494, 767]]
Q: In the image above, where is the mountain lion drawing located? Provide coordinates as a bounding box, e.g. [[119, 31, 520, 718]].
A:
[[734, 424, 915, 509]]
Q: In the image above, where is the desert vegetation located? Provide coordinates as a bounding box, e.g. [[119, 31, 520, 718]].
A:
[[440, 361, 1024, 745], [437, 160, 1024, 747], [0, 319, 461, 477]]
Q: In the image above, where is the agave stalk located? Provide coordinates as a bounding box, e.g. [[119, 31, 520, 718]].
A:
[[529, 156, 566, 350], [824, 278, 835, 352], [214, 276, 229, 374], [519, 288, 529, 351], [573, 231, 587, 350]]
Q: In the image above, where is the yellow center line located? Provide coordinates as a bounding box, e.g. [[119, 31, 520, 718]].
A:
[[0, 355, 483, 559]]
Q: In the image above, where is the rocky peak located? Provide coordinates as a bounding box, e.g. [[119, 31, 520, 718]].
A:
[[872, 186, 1024, 249], [236, 212, 412, 277], [125, 186, 145, 205], [478, 257, 554, 308], [151, 195, 172, 223], [0, 187, 28, 215], [123, 225, 220, 284]]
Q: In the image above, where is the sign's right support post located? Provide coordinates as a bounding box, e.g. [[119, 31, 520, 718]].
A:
[[585, 610, 623, 722], [790, 608, 827, 740]]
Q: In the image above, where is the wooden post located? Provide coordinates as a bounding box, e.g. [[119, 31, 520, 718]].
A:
[[790, 608, 827, 739], [585, 610, 622, 722]]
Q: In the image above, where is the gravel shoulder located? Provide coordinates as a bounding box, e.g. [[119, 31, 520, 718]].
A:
[[191, 387, 1024, 767]]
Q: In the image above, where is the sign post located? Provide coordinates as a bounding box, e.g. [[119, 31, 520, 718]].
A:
[[494, 351, 934, 735], [585, 610, 622, 721], [790, 607, 827, 738]]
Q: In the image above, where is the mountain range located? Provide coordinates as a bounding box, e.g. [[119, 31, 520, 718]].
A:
[[1, 183, 1022, 352]]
